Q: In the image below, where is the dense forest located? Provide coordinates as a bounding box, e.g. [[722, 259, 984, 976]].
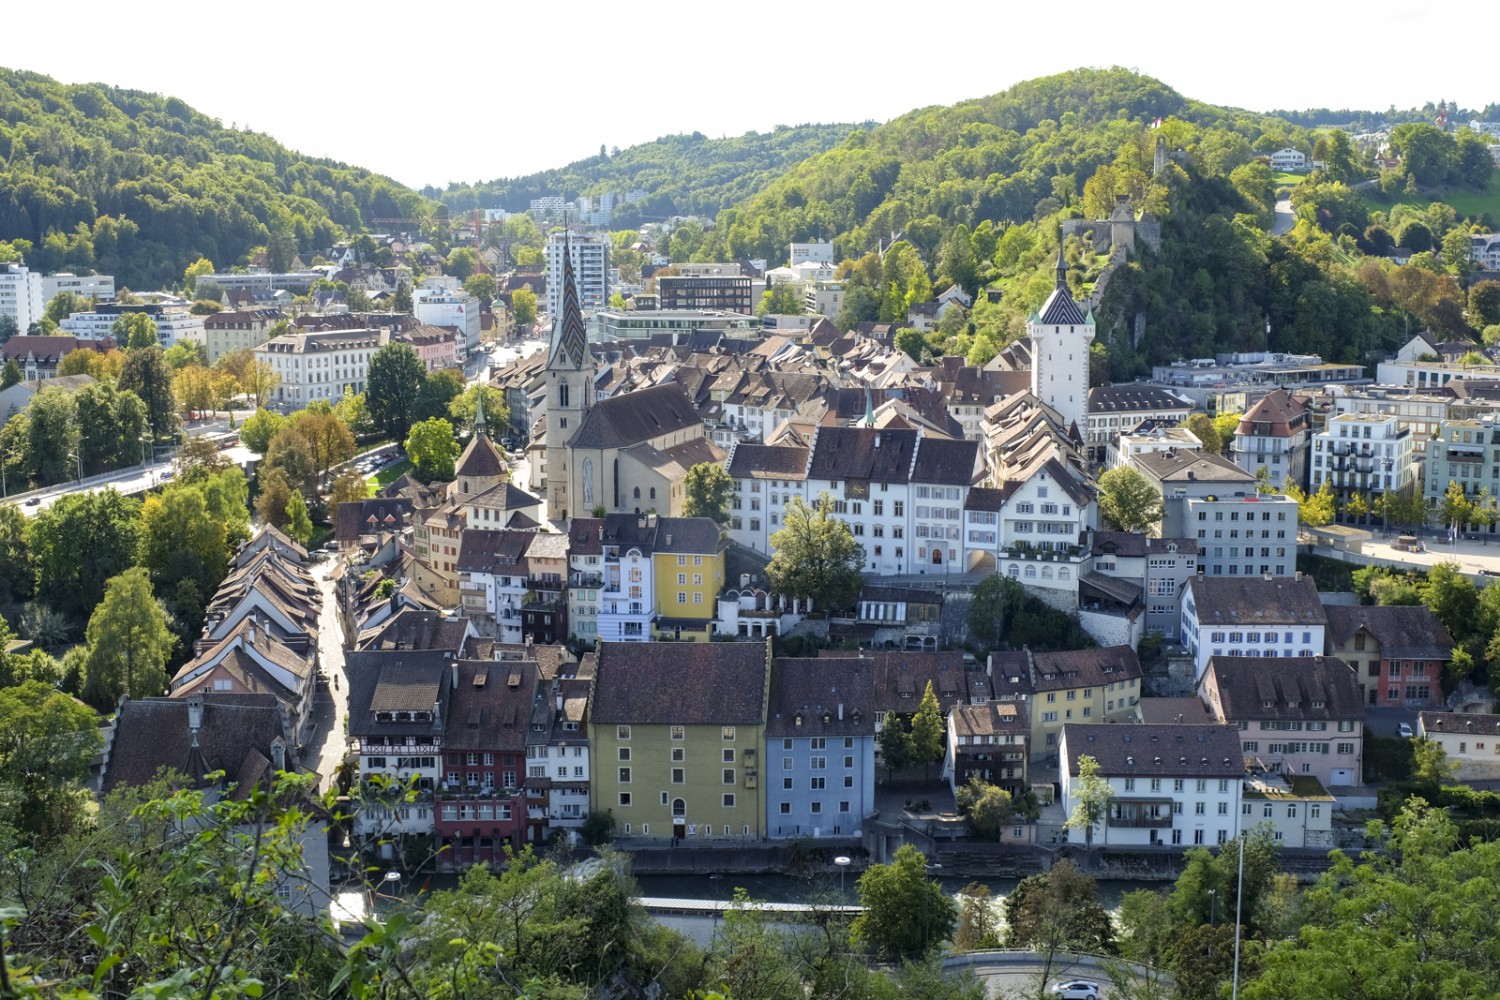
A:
[[430, 123, 866, 225], [0, 68, 432, 288]]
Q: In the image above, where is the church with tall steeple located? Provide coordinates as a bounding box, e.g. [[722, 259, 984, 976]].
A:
[[1028, 236, 1094, 437], [545, 231, 596, 519]]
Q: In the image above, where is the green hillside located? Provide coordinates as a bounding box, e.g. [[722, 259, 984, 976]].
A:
[[431, 123, 865, 225], [0, 68, 432, 288]]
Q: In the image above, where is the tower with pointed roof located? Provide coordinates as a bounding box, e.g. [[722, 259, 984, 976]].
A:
[[1028, 236, 1094, 437], [545, 230, 596, 519], [455, 388, 508, 496]]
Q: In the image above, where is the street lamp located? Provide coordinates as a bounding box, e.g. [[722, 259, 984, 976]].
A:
[[834, 855, 851, 897], [1208, 888, 1218, 927]]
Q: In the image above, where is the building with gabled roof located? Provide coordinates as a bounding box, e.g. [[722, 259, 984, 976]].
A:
[[590, 639, 773, 840], [1086, 384, 1192, 464], [1181, 574, 1326, 681], [767, 656, 878, 839], [1029, 240, 1094, 436], [987, 645, 1143, 758], [1198, 655, 1364, 785], [944, 700, 1030, 799], [1060, 723, 1244, 849], [1324, 603, 1453, 708], [1230, 388, 1313, 491]]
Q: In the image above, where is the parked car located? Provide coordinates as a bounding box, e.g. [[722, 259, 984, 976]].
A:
[[1398, 723, 1415, 739], [1049, 981, 1101, 1000]]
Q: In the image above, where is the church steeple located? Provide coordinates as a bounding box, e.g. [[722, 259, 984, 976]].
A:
[[1054, 235, 1068, 290], [550, 226, 590, 372], [474, 385, 487, 438]]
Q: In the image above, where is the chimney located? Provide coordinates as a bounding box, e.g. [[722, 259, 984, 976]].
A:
[[1295, 571, 1303, 582], [433, 699, 442, 731], [271, 738, 286, 772], [1264, 572, 1274, 582], [838, 703, 844, 721]]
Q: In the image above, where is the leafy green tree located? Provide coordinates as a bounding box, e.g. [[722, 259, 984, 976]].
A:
[[27, 489, 140, 620], [909, 680, 945, 777], [756, 282, 805, 316], [0, 502, 34, 605], [405, 416, 460, 482], [682, 462, 733, 523], [1285, 480, 1336, 527], [414, 369, 465, 425], [82, 566, 174, 706], [26, 385, 80, 484], [444, 247, 479, 280], [330, 469, 369, 507], [238, 406, 287, 454], [367, 342, 426, 439], [253, 466, 296, 532], [0, 358, 19, 388], [511, 286, 538, 326], [111, 311, 159, 350], [1097, 465, 1165, 533], [0, 678, 100, 839], [335, 388, 376, 437], [877, 709, 914, 780], [1065, 753, 1112, 850], [463, 272, 497, 304], [162, 340, 208, 369], [75, 381, 148, 474], [262, 426, 319, 499], [182, 255, 215, 293], [1344, 491, 1369, 522], [955, 777, 1014, 841], [1183, 412, 1222, 454], [765, 493, 864, 612], [284, 489, 313, 546], [895, 327, 927, 362], [449, 384, 508, 437], [1421, 561, 1478, 644], [1004, 860, 1116, 955], [119, 344, 179, 441], [954, 884, 1002, 951], [138, 481, 235, 627], [968, 573, 1025, 649], [851, 844, 956, 961], [1440, 479, 1474, 531], [289, 408, 356, 483]]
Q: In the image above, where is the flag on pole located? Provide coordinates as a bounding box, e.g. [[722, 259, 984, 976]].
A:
[[1149, 117, 1164, 130]]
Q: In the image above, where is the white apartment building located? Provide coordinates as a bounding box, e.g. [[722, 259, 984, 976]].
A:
[[1181, 574, 1327, 682], [1185, 493, 1299, 579], [1240, 773, 1335, 849], [1109, 425, 1203, 470], [1086, 385, 1193, 464], [1309, 412, 1414, 504], [546, 235, 609, 319], [597, 529, 655, 642], [0, 263, 44, 335], [59, 305, 205, 349], [788, 241, 835, 266], [41, 273, 115, 304], [256, 327, 389, 412], [725, 427, 983, 579], [413, 286, 480, 360], [1230, 389, 1312, 491], [1268, 147, 1309, 171], [1061, 724, 1245, 849]]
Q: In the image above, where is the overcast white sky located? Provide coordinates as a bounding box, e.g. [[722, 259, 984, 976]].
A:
[[1, 2, 1493, 190]]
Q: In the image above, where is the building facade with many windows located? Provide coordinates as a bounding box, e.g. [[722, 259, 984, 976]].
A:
[[256, 327, 389, 412], [766, 658, 877, 839]]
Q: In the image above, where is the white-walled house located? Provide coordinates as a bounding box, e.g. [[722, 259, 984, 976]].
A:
[[1181, 574, 1327, 682], [1417, 712, 1500, 780], [1060, 723, 1244, 849]]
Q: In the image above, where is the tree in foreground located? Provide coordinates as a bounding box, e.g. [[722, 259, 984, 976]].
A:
[[0, 678, 101, 838], [366, 342, 426, 439], [81, 566, 174, 707], [1182, 412, 1222, 454], [406, 416, 460, 482], [682, 461, 733, 524], [1065, 753, 1113, 850], [1097, 466, 1165, 534], [765, 492, 864, 612], [511, 286, 538, 326], [1003, 860, 1116, 954], [954, 883, 1001, 950], [851, 844, 956, 961]]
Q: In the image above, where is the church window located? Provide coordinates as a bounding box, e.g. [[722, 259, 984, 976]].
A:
[[649, 488, 656, 500], [633, 488, 640, 499], [559, 382, 569, 408]]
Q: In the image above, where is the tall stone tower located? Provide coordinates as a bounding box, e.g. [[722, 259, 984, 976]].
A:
[[544, 232, 595, 520], [1028, 237, 1094, 436]]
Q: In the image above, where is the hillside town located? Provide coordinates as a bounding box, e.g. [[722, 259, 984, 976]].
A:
[[5, 59, 1500, 998]]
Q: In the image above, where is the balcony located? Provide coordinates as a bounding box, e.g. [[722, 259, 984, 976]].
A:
[[569, 572, 603, 588], [1107, 799, 1174, 829]]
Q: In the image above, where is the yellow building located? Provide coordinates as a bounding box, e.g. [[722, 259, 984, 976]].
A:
[[650, 518, 727, 642], [990, 646, 1143, 761]]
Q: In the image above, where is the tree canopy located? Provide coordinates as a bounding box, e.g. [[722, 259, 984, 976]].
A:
[[765, 493, 864, 612]]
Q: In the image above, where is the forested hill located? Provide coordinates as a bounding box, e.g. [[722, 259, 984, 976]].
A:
[[430, 123, 865, 225], [0, 68, 432, 289]]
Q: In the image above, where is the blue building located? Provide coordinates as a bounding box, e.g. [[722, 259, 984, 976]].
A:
[[766, 658, 878, 839]]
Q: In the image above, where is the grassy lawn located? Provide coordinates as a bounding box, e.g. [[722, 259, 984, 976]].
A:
[[1270, 170, 1307, 189], [1358, 172, 1500, 221], [371, 459, 412, 486]]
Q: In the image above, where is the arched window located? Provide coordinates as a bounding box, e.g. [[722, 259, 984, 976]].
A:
[[672, 798, 686, 817], [932, 549, 943, 565], [649, 487, 656, 500], [1007, 564, 1020, 578], [1059, 567, 1071, 580], [633, 487, 641, 499], [1042, 566, 1054, 579], [558, 381, 569, 408], [1024, 564, 1037, 578]]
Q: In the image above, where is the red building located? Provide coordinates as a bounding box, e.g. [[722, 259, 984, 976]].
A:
[[433, 660, 534, 866]]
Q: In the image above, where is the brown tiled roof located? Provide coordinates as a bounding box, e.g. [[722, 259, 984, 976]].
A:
[[1323, 604, 1453, 660], [1237, 389, 1310, 437], [950, 700, 1030, 740], [103, 696, 289, 794], [806, 426, 919, 483], [359, 610, 471, 653], [1062, 723, 1244, 777], [445, 659, 532, 752], [590, 640, 770, 725], [568, 518, 603, 556], [1187, 576, 1326, 627], [767, 657, 878, 737], [345, 650, 453, 738], [1087, 385, 1191, 414], [456, 529, 533, 574], [1134, 449, 1255, 485], [728, 443, 810, 480], [1202, 656, 1363, 722], [456, 432, 506, 480], [337, 498, 413, 542], [1030, 645, 1143, 692], [910, 437, 981, 485], [568, 382, 703, 449], [819, 650, 974, 714], [1419, 711, 1500, 737]]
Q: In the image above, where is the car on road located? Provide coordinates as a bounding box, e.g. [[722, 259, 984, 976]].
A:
[[1049, 981, 1101, 1000], [1398, 723, 1415, 739], [24, 497, 40, 507]]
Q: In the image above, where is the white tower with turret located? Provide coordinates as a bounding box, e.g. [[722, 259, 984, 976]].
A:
[[1029, 238, 1094, 437]]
